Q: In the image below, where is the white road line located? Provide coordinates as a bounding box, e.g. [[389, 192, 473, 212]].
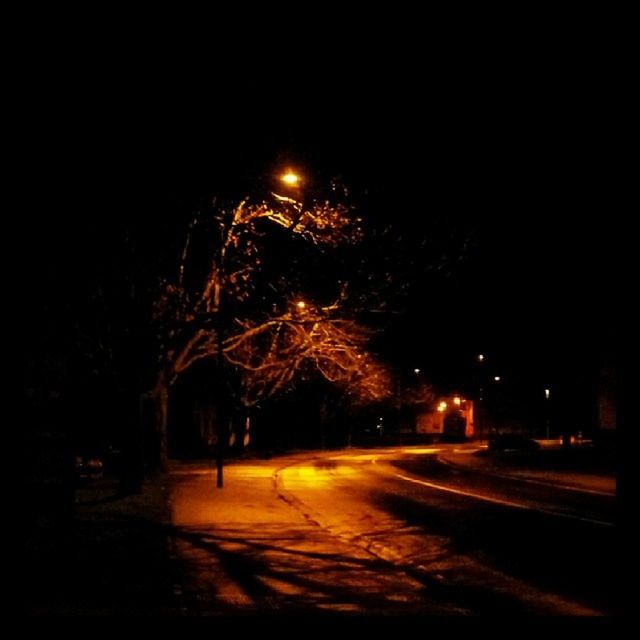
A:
[[479, 472, 614, 497], [392, 472, 614, 527], [437, 456, 615, 497]]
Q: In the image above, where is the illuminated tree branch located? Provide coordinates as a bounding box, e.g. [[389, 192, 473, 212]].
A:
[[149, 191, 385, 470]]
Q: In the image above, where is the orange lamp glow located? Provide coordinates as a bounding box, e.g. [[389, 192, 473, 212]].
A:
[[281, 171, 301, 187]]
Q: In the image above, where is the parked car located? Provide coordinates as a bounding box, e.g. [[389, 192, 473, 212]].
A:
[[488, 433, 540, 452], [74, 454, 104, 482], [73, 441, 122, 483]]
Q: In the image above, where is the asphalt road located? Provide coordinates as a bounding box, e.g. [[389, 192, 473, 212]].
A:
[[165, 445, 618, 616], [272, 446, 618, 615]]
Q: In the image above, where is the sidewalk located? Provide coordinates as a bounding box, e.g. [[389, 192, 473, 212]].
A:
[[24, 476, 180, 615], [24, 451, 613, 616], [437, 447, 616, 496], [25, 454, 455, 616], [166, 457, 460, 615]]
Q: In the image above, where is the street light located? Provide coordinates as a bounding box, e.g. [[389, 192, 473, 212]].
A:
[[274, 168, 307, 232], [296, 300, 306, 310], [544, 387, 551, 439], [414, 368, 421, 374], [474, 354, 486, 438], [280, 170, 301, 187]]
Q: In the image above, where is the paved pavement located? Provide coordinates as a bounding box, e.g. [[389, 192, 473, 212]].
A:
[[24, 444, 617, 616], [166, 448, 615, 615], [167, 457, 461, 615]]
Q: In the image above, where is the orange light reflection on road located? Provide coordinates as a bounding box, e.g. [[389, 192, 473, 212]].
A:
[[402, 448, 440, 455], [287, 464, 356, 487]]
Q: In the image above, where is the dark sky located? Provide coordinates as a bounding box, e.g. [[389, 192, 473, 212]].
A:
[[25, 66, 619, 392]]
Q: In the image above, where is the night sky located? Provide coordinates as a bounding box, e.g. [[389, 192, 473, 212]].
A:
[[24, 64, 618, 400]]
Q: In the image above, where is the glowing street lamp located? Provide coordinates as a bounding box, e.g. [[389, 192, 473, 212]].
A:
[[275, 168, 305, 221], [544, 387, 551, 438], [280, 170, 301, 188], [296, 300, 306, 310], [478, 354, 484, 362], [494, 376, 501, 382], [413, 368, 421, 374], [453, 396, 461, 406]]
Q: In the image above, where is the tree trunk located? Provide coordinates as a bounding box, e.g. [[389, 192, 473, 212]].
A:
[[151, 372, 170, 473], [116, 393, 145, 495]]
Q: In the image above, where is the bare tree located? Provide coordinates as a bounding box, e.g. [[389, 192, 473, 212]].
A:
[[399, 380, 436, 409], [149, 191, 389, 473], [232, 307, 392, 406]]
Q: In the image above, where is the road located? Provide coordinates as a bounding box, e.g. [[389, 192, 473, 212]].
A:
[[168, 445, 618, 615]]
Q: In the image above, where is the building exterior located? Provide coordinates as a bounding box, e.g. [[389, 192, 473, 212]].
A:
[[416, 395, 474, 440]]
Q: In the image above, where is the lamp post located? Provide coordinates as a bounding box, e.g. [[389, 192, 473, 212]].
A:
[[491, 373, 502, 436], [274, 169, 309, 233], [277, 169, 303, 202], [395, 367, 421, 443], [544, 387, 551, 440], [475, 354, 485, 440]]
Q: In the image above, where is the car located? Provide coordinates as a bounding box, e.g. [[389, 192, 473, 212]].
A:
[[488, 433, 540, 452], [73, 441, 122, 483], [74, 454, 104, 482]]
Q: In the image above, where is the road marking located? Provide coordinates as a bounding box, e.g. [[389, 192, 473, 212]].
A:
[[392, 472, 614, 527], [437, 456, 615, 497], [475, 471, 614, 497]]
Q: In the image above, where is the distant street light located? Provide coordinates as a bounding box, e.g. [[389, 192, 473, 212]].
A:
[[296, 300, 306, 310], [414, 368, 420, 374], [494, 376, 501, 382], [474, 354, 486, 438], [453, 396, 461, 406], [544, 387, 551, 438]]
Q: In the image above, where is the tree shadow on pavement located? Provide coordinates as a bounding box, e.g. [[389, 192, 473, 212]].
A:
[[371, 488, 619, 615], [147, 517, 562, 615], [163, 522, 454, 614]]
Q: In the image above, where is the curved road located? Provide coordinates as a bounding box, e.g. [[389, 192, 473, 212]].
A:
[[169, 445, 618, 615]]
